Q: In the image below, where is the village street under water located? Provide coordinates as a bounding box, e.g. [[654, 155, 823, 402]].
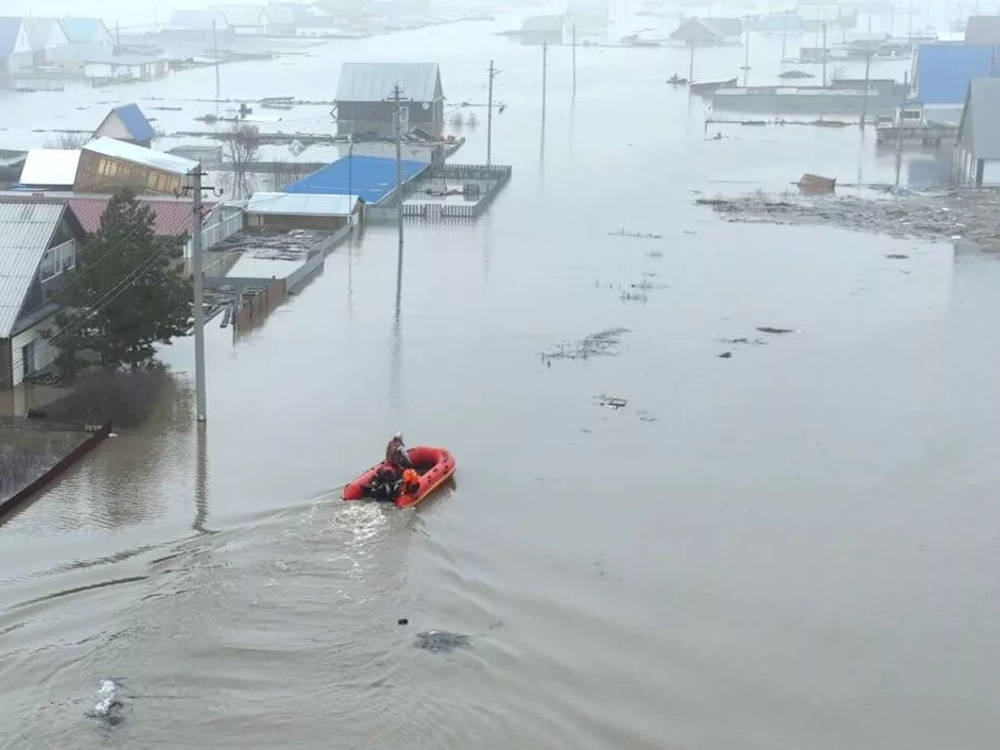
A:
[[3, 11, 1000, 750]]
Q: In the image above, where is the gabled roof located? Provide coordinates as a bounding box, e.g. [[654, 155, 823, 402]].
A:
[[957, 78, 1000, 158], [214, 5, 266, 28], [67, 196, 213, 236], [83, 138, 196, 175], [669, 17, 724, 44], [915, 42, 1000, 105], [0, 18, 30, 58], [702, 17, 743, 37], [22, 18, 70, 51], [96, 104, 157, 143], [18, 149, 81, 187], [59, 17, 112, 45], [264, 6, 297, 25], [965, 15, 1000, 44], [336, 63, 443, 103], [0, 202, 67, 337]]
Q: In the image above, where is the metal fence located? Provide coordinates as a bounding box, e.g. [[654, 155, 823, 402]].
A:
[[367, 164, 512, 223]]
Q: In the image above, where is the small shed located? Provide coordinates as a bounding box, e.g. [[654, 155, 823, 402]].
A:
[[94, 104, 157, 147], [74, 137, 196, 195], [247, 192, 359, 230], [335, 62, 445, 137], [955, 78, 1000, 187]]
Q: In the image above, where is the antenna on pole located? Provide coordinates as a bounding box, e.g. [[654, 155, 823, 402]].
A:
[[487, 60, 500, 167]]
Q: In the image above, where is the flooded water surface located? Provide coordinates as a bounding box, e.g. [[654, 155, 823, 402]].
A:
[[3, 13, 1000, 750]]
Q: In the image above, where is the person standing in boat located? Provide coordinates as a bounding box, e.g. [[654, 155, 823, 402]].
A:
[[386, 432, 413, 472]]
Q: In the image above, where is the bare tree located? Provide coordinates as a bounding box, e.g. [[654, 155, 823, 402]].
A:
[[45, 132, 91, 149], [226, 123, 261, 200]]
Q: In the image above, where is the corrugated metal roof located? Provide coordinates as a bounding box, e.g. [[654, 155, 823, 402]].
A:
[[247, 192, 358, 217], [59, 17, 111, 45], [83, 137, 197, 175], [965, 15, 1000, 44], [110, 104, 156, 143], [67, 196, 212, 236], [336, 63, 442, 103], [284, 155, 428, 204], [0, 202, 64, 338], [958, 78, 1000, 158], [915, 43, 1000, 105], [0, 17, 24, 57], [19, 149, 81, 187]]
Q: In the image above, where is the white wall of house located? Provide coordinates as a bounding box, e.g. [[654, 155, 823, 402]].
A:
[[982, 159, 1000, 185], [10, 315, 59, 387], [94, 113, 130, 140]]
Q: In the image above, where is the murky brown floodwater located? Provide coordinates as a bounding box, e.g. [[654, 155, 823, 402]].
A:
[[3, 10, 1000, 750]]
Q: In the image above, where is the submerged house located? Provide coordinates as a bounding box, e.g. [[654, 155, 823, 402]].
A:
[[94, 104, 157, 148], [0, 200, 84, 388], [911, 42, 1000, 122], [954, 78, 1000, 187], [163, 9, 233, 42], [0, 18, 33, 85], [335, 62, 444, 137], [246, 192, 360, 230], [74, 138, 196, 195], [213, 5, 267, 35], [22, 18, 70, 67], [669, 18, 725, 45]]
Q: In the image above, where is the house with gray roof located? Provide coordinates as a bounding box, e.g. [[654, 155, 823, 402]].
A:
[[955, 78, 1000, 187], [0, 200, 85, 389], [335, 62, 444, 137]]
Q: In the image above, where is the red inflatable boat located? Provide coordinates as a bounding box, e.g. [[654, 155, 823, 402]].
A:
[[343, 446, 456, 508]]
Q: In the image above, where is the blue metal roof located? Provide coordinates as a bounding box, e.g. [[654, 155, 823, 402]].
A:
[[284, 156, 428, 204], [915, 43, 1000, 104], [0, 18, 24, 57], [59, 17, 109, 45], [113, 104, 156, 143]]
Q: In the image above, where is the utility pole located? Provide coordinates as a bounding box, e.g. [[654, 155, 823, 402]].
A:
[[894, 72, 908, 188], [487, 60, 496, 166], [822, 21, 828, 87], [542, 42, 548, 131], [190, 166, 207, 422], [347, 134, 354, 227], [212, 19, 220, 102], [781, 13, 788, 61], [742, 20, 750, 87], [392, 83, 404, 266], [115, 21, 121, 53], [688, 42, 695, 82], [860, 51, 872, 129], [572, 24, 577, 100]]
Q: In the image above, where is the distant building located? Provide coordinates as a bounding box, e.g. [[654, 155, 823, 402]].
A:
[[82, 54, 169, 84], [965, 15, 1000, 44], [263, 5, 298, 35], [702, 17, 744, 38], [335, 62, 444, 137], [519, 15, 565, 45], [955, 78, 1000, 187], [669, 18, 725, 45], [0, 18, 33, 85], [163, 9, 233, 42], [22, 18, 70, 67], [94, 104, 157, 148], [246, 192, 360, 230], [0, 200, 85, 389], [74, 137, 196, 195], [58, 18, 114, 48], [912, 42, 1000, 122], [213, 6, 267, 36], [284, 155, 429, 204]]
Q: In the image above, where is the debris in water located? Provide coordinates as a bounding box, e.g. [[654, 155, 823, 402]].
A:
[[541, 327, 630, 363], [718, 351, 733, 358], [597, 394, 628, 409], [397, 618, 409, 626], [720, 337, 767, 346], [414, 630, 471, 653], [607, 227, 663, 240], [637, 411, 658, 422], [756, 326, 796, 335], [646, 250, 664, 258], [885, 253, 910, 259], [620, 290, 648, 303], [85, 680, 124, 726]]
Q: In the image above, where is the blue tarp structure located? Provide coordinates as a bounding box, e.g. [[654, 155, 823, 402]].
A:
[[284, 155, 428, 204], [914, 43, 1000, 104], [112, 104, 156, 143]]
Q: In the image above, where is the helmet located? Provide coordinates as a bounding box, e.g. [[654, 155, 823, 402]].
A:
[[394, 432, 403, 440]]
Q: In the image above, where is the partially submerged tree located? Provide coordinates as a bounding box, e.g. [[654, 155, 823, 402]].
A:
[[49, 191, 192, 372], [226, 123, 260, 199]]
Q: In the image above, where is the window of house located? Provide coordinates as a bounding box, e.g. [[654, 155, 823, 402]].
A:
[[39, 249, 57, 280], [60, 242, 76, 271]]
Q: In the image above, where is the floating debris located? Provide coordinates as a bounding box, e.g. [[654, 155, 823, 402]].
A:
[[885, 253, 910, 259], [646, 250, 664, 258], [414, 630, 471, 653], [718, 351, 733, 358], [637, 410, 658, 422], [85, 680, 125, 726], [542, 327, 630, 362], [597, 394, 628, 409], [720, 337, 768, 346], [607, 227, 663, 240], [756, 326, 796, 335], [620, 290, 648, 303]]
